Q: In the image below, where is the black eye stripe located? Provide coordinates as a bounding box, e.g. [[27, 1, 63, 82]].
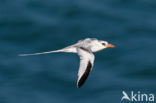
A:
[[102, 43, 106, 46]]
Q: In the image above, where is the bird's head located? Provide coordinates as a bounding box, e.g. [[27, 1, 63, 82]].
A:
[[100, 41, 115, 49]]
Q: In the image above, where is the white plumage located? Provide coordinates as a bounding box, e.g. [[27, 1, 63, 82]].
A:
[[77, 47, 95, 88], [19, 38, 115, 88]]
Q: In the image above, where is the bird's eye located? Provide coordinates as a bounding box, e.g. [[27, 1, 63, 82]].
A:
[[102, 43, 106, 46]]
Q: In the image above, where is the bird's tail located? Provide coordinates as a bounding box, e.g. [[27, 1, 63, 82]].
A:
[[19, 49, 63, 56]]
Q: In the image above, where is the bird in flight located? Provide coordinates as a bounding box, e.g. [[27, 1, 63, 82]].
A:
[[19, 38, 115, 88]]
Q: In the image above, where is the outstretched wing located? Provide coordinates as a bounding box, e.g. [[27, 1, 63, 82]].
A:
[[77, 47, 95, 88]]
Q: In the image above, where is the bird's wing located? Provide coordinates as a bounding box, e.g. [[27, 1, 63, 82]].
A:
[[77, 47, 95, 88]]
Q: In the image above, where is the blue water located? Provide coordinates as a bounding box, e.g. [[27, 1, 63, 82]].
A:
[[0, 0, 156, 103]]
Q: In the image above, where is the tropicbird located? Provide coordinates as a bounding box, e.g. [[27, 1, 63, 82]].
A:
[[19, 38, 115, 88]]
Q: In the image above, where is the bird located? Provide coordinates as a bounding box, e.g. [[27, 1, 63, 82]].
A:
[[19, 38, 115, 88]]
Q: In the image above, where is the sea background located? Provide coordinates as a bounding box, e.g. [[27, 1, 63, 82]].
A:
[[0, 0, 156, 103]]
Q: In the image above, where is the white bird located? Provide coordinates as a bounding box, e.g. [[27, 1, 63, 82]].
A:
[[19, 38, 115, 88]]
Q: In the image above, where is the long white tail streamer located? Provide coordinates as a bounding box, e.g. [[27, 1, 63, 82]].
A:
[[19, 50, 62, 56]]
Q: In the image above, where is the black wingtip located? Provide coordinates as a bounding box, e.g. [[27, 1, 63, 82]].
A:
[[77, 85, 80, 88], [77, 61, 92, 88]]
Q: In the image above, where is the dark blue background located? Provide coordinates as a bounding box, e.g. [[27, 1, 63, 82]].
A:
[[0, 0, 156, 103]]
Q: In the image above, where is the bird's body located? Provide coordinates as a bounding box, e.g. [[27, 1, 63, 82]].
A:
[[19, 38, 114, 88]]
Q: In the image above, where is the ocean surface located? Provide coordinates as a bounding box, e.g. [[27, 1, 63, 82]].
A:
[[0, 0, 156, 103]]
